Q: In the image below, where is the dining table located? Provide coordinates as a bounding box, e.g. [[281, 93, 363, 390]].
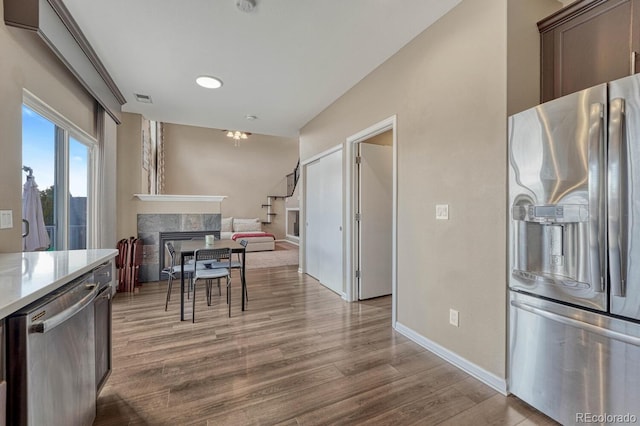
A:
[[177, 239, 247, 321]]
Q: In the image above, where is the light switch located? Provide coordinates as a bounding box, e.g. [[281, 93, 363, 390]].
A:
[[0, 210, 13, 229], [449, 309, 459, 327], [436, 204, 449, 220]]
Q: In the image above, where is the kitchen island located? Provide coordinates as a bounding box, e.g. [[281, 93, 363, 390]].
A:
[[0, 249, 117, 426], [0, 249, 117, 319]]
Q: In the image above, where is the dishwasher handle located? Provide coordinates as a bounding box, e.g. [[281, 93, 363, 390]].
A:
[[31, 284, 99, 334]]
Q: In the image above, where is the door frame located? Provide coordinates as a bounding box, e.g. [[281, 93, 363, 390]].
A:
[[345, 116, 397, 323], [22, 89, 98, 250], [300, 144, 345, 296]]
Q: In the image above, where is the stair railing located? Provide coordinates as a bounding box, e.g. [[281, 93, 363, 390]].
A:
[[286, 159, 300, 197]]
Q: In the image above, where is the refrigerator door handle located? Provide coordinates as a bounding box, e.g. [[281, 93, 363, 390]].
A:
[[511, 300, 640, 347], [608, 98, 627, 297], [588, 102, 605, 293]]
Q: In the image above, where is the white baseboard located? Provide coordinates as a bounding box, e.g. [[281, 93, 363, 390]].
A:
[[394, 322, 507, 395], [277, 238, 299, 246]]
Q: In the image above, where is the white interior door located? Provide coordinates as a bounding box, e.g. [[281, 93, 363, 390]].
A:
[[320, 149, 343, 295], [305, 159, 321, 280], [358, 143, 392, 299], [304, 149, 343, 295]]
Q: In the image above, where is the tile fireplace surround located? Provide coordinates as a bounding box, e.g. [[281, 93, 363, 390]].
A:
[[137, 213, 221, 282]]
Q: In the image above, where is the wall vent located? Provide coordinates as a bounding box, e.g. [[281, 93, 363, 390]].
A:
[[134, 93, 153, 103]]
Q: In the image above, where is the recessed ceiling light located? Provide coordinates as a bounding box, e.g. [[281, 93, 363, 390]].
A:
[[196, 75, 223, 89], [245, 115, 257, 120]]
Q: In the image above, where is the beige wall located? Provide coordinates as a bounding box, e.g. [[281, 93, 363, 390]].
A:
[[299, 0, 564, 381], [116, 113, 143, 240], [116, 114, 225, 240], [364, 129, 392, 146], [0, 0, 97, 253], [300, 0, 507, 378], [116, 116, 298, 239], [162, 123, 298, 239]]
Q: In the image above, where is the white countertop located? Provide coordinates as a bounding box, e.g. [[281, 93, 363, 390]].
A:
[[0, 249, 118, 319]]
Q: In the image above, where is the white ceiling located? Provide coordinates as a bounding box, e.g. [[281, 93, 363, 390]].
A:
[[63, 0, 462, 137]]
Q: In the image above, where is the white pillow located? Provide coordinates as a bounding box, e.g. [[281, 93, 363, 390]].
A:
[[221, 217, 233, 232], [233, 218, 261, 232]]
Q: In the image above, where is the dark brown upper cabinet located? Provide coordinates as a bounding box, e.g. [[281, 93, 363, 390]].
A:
[[538, 0, 640, 102]]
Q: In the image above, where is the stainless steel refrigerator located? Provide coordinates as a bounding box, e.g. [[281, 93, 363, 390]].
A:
[[508, 73, 640, 425]]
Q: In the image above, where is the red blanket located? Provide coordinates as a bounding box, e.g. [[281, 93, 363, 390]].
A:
[[231, 232, 275, 240]]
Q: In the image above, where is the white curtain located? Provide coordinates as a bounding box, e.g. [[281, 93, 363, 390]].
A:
[[98, 109, 118, 249]]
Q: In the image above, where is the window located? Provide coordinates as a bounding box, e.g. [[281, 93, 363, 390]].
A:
[[22, 92, 97, 251]]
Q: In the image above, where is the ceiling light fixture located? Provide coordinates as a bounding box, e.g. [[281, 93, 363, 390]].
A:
[[196, 75, 223, 89], [236, 0, 255, 13], [224, 130, 251, 146]]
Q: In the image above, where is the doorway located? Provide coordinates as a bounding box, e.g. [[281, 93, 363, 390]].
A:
[[356, 133, 393, 299], [21, 93, 96, 251], [346, 116, 397, 322]]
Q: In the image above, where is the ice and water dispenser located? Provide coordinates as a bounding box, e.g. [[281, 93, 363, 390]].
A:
[[511, 202, 590, 289]]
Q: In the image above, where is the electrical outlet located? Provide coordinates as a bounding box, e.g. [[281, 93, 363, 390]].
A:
[[436, 204, 449, 220], [0, 210, 13, 229], [449, 308, 459, 327]]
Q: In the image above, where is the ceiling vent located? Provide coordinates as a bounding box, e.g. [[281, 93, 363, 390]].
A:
[[236, 0, 255, 13], [134, 93, 153, 104]]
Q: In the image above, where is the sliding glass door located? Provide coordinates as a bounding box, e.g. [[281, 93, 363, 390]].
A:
[[22, 99, 96, 251], [68, 137, 90, 249]]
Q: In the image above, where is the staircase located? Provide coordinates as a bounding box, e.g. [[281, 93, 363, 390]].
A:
[[261, 160, 300, 225]]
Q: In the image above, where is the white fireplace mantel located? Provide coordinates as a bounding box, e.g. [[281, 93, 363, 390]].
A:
[[134, 194, 226, 202]]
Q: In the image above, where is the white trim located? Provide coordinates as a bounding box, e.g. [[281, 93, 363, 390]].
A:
[[347, 116, 396, 143], [275, 238, 299, 246], [300, 143, 343, 166], [345, 116, 398, 327], [23, 90, 98, 250], [285, 207, 300, 241], [394, 322, 508, 395], [23, 90, 96, 144], [134, 194, 226, 202]]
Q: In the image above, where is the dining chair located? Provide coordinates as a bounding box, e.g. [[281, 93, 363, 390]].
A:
[[192, 248, 233, 322], [161, 241, 204, 311], [203, 240, 249, 302]]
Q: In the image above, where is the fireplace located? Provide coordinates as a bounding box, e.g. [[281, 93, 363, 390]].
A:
[[137, 213, 221, 282], [158, 230, 220, 275]]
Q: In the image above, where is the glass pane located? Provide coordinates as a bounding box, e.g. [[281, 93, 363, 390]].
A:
[[68, 137, 89, 249], [22, 106, 56, 251]]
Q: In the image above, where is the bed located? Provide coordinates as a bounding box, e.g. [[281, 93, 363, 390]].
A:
[[220, 217, 275, 252]]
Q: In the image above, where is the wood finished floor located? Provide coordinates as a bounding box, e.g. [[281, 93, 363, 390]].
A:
[[94, 265, 557, 426]]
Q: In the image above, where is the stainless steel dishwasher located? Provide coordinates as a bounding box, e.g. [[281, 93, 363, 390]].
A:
[[93, 262, 113, 394], [6, 271, 100, 426], [0, 319, 5, 426]]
